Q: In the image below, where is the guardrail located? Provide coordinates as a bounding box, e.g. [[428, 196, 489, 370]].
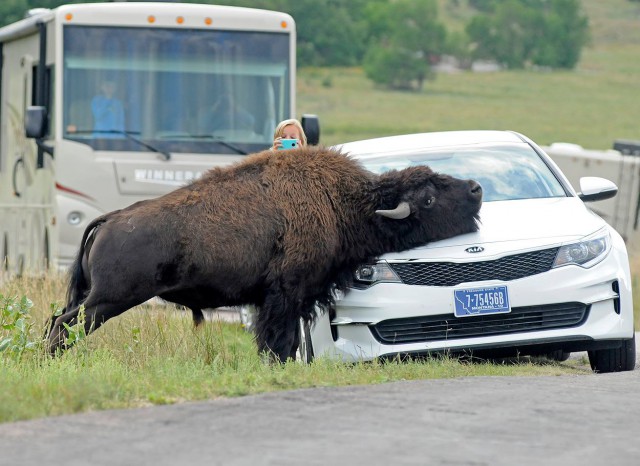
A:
[[613, 139, 640, 156], [542, 142, 640, 252]]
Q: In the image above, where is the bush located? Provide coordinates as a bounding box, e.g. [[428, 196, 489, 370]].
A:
[[363, 47, 429, 91], [0, 294, 40, 360]]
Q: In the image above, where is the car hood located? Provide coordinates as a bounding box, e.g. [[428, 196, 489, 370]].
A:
[[383, 197, 608, 261]]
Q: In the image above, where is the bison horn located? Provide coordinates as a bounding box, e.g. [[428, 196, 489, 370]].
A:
[[375, 201, 411, 220]]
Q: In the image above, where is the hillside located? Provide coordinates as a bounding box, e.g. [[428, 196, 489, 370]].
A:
[[298, 0, 640, 149], [582, 0, 640, 45]]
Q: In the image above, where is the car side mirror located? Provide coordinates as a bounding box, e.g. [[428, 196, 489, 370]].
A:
[[302, 114, 320, 146], [578, 176, 618, 202], [25, 106, 48, 139]]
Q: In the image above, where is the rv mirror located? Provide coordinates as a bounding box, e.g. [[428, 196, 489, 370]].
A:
[[301, 114, 320, 146], [25, 106, 47, 139]]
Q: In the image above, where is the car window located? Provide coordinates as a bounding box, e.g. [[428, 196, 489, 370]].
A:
[[359, 144, 567, 202]]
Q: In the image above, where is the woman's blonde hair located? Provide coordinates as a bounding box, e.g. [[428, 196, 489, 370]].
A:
[[273, 119, 307, 146]]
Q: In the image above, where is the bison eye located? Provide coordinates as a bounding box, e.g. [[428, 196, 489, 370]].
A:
[[426, 196, 435, 208]]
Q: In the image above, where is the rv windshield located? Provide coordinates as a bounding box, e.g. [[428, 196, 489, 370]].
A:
[[62, 25, 291, 154]]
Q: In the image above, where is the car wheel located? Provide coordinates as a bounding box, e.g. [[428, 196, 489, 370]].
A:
[[295, 318, 314, 364], [546, 350, 571, 362], [588, 334, 636, 373]]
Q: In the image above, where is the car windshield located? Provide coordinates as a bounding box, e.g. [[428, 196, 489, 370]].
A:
[[357, 143, 568, 202]]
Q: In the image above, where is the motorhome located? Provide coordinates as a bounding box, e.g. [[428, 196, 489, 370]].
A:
[[0, 2, 318, 274]]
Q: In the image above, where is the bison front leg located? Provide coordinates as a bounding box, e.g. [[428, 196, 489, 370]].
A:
[[255, 315, 299, 363], [254, 291, 299, 363]]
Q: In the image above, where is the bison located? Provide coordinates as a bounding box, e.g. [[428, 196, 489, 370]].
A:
[[48, 145, 482, 361]]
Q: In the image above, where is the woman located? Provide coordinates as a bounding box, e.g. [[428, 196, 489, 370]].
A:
[[271, 118, 307, 150], [92, 78, 125, 136]]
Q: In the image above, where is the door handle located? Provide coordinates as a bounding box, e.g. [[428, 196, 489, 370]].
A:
[[12, 157, 24, 198]]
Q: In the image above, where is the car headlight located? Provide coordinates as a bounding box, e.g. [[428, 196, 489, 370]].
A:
[[553, 230, 611, 269], [353, 261, 402, 288]]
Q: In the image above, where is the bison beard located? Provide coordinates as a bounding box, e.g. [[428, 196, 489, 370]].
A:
[[48, 145, 482, 362]]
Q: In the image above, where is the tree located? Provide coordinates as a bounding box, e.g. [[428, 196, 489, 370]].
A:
[[363, 48, 429, 91], [281, 0, 373, 67], [0, 0, 590, 73], [466, 0, 539, 69], [0, 0, 31, 26], [202, 0, 377, 67], [466, 0, 589, 69], [363, 0, 446, 91], [0, 0, 107, 27], [531, 0, 590, 68], [467, 0, 496, 12]]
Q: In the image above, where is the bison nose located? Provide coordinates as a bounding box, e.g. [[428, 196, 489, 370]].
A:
[[469, 180, 483, 200]]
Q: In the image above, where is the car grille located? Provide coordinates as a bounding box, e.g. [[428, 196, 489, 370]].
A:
[[389, 247, 560, 287], [370, 302, 589, 344]]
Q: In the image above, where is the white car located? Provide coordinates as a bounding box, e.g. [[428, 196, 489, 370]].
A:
[[304, 130, 635, 373]]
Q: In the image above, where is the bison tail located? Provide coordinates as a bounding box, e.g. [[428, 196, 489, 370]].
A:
[[65, 217, 105, 309], [65, 253, 86, 310]]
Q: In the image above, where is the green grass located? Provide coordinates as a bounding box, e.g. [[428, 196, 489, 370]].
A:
[[0, 274, 588, 423]]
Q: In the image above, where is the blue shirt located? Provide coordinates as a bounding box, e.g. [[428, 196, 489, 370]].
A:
[[91, 95, 125, 136]]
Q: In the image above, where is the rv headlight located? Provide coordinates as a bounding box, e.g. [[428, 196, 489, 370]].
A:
[[553, 230, 611, 268], [353, 261, 401, 288]]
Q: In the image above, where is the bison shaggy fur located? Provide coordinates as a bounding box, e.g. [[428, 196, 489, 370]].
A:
[[48, 145, 482, 361]]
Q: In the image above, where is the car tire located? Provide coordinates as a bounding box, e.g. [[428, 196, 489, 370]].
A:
[[588, 334, 636, 373], [296, 318, 314, 364], [546, 349, 571, 362]]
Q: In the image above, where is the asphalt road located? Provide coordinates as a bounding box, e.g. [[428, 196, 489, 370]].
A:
[[1, 338, 639, 466]]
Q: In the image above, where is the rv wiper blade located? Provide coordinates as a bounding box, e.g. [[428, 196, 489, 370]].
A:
[[112, 130, 171, 161], [154, 132, 250, 155], [73, 130, 172, 161], [212, 138, 248, 155]]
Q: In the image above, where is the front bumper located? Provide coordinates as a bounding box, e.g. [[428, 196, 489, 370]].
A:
[[310, 241, 634, 362]]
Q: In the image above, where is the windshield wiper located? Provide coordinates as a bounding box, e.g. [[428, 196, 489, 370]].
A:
[[69, 130, 172, 161], [212, 138, 248, 155], [70, 129, 250, 156], [102, 130, 171, 161], [172, 134, 249, 155]]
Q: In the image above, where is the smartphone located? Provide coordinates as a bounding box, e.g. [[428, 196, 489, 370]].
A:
[[279, 139, 298, 150]]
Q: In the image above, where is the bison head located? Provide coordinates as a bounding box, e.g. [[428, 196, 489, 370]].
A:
[[373, 165, 482, 250]]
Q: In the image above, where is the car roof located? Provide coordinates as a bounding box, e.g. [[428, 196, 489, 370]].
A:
[[335, 130, 528, 158]]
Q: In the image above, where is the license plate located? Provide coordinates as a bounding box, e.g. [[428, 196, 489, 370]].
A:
[[453, 285, 510, 318]]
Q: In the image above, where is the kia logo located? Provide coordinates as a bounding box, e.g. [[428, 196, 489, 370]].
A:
[[465, 246, 484, 253]]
